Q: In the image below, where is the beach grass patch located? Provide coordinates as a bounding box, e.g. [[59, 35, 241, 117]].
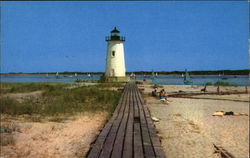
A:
[[0, 83, 121, 120], [214, 81, 234, 86], [205, 82, 213, 86], [1, 83, 68, 94], [203, 81, 234, 86]]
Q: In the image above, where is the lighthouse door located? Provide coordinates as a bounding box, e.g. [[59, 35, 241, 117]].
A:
[[110, 69, 115, 76]]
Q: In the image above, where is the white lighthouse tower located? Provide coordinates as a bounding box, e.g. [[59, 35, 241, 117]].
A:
[[104, 27, 129, 82]]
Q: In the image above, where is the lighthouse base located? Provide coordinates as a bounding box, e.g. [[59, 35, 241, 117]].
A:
[[101, 76, 130, 82]]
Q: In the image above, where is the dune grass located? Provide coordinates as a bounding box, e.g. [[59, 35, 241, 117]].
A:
[[95, 82, 124, 88], [0, 83, 121, 120], [214, 80, 234, 86], [1, 83, 68, 94], [205, 81, 234, 86]]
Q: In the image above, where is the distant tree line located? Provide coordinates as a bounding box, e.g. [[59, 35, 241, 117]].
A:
[[1, 72, 104, 75], [126, 69, 249, 75], [1, 69, 249, 75]]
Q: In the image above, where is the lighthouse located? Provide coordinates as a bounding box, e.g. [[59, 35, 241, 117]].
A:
[[103, 27, 129, 82]]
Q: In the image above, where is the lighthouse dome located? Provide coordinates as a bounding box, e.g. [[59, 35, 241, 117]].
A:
[[111, 27, 120, 33], [106, 27, 125, 41]]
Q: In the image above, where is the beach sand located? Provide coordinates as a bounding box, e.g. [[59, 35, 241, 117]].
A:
[[0, 113, 107, 158], [1, 83, 248, 158], [140, 84, 249, 158]]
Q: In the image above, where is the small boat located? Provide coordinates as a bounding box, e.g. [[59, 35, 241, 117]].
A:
[[221, 72, 227, 80], [87, 73, 91, 78], [151, 70, 155, 79], [56, 72, 59, 79], [184, 69, 193, 84], [130, 73, 134, 78], [46, 73, 49, 77], [181, 73, 184, 77], [75, 73, 77, 77], [155, 72, 158, 77]]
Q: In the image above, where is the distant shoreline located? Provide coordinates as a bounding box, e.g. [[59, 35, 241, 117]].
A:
[[0, 74, 249, 76], [0, 69, 249, 76]]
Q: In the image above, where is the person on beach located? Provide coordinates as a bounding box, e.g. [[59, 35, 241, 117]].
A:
[[212, 111, 248, 116], [152, 88, 158, 97], [159, 89, 166, 100], [159, 89, 173, 103]]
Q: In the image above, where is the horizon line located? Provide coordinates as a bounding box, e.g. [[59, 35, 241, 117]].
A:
[[1, 69, 249, 74]]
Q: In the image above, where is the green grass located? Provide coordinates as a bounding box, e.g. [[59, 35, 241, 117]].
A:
[[95, 83, 124, 88], [204, 82, 213, 86], [0, 83, 121, 118], [213, 81, 234, 86], [0, 82, 68, 94], [204, 81, 234, 86]]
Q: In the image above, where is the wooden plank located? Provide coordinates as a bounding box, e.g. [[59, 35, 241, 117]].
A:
[[135, 89, 155, 158], [122, 86, 134, 158], [87, 85, 129, 158], [136, 85, 166, 158], [99, 85, 129, 158], [154, 147, 166, 158], [134, 122, 144, 158], [88, 83, 166, 158], [214, 144, 235, 158], [133, 85, 144, 158], [111, 87, 130, 158]]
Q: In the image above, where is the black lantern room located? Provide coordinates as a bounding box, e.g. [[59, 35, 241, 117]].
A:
[[106, 27, 125, 41]]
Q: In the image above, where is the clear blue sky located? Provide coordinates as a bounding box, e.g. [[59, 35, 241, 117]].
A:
[[1, 1, 249, 73]]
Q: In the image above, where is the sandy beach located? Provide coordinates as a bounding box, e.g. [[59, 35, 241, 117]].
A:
[[1, 113, 107, 158], [140, 84, 249, 158], [1, 83, 249, 158]]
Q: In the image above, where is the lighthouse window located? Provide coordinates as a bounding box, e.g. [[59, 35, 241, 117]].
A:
[[112, 51, 115, 57]]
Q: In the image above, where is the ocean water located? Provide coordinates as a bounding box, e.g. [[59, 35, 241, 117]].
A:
[[150, 75, 249, 86], [0, 74, 101, 83], [0, 74, 249, 86]]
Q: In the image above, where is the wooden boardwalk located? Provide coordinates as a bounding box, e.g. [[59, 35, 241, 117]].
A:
[[87, 83, 165, 158]]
